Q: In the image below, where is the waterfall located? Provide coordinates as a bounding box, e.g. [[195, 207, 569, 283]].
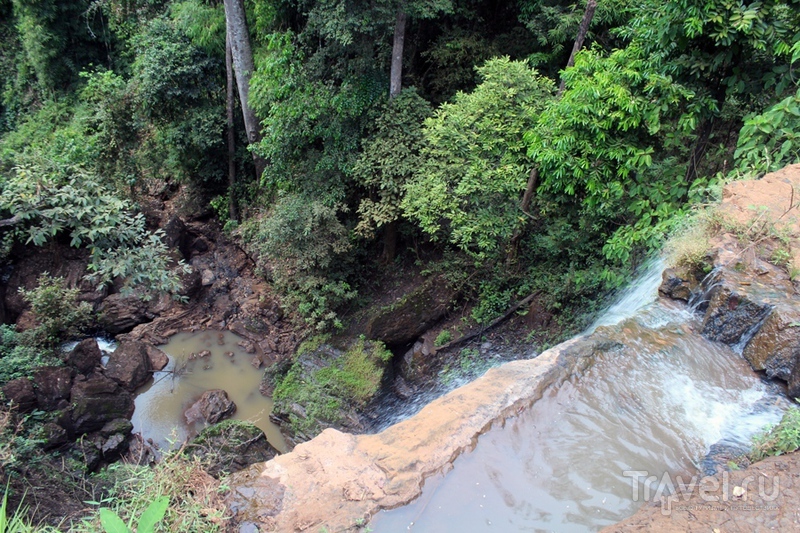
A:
[[371, 261, 790, 532]]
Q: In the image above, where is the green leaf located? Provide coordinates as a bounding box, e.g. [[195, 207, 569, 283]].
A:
[[136, 496, 169, 533], [99, 508, 131, 533]]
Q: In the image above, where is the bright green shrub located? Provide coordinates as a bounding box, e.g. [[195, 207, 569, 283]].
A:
[[240, 193, 356, 330], [17, 274, 92, 349]]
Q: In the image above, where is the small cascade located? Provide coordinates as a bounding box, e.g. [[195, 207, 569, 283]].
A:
[[370, 262, 790, 532]]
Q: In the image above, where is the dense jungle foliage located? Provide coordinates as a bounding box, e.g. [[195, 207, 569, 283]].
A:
[[0, 0, 798, 529], [0, 0, 798, 333]]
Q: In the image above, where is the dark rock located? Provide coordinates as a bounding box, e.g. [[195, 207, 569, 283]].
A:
[[787, 358, 800, 399], [400, 339, 434, 382], [186, 420, 279, 478], [364, 276, 456, 346], [178, 267, 202, 299], [146, 345, 169, 371], [700, 277, 773, 345], [101, 433, 127, 456], [99, 418, 133, 438], [392, 375, 414, 400], [67, 338, 102, 374], [185, 389, 237, 425], [191, 236, 210, 255], [2, 378, 37, 412], [98, 294, 150, 335], [105, 340, 152, 391], [33, 366, 73, 410], [742, 303, 800, 381], [659, 267, 698, 302], [40, 422, 69, 449], [72, 437, 102, 471], [162, 216, 188, 257], [70, 374, 134, 434]]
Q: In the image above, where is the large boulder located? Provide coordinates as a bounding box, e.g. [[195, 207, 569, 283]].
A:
[[2, 377, 37, 412], [66, 338, 102, 374], [364, 276, 456, 346], [270, 339, 391, 446], [185, 389, 237, 425], [186, 420, 279, 478], [146, 345, 169, 371], [699, 270, 774, 345], [33, 366, 73, 410], [658, 266, 704, 302], [70, 374, 134, 434], [105, 340, 152, 391], [742, 302, 800, 381], [98, 294, 150, 335]]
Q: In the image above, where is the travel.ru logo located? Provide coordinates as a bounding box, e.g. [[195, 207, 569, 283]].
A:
[[623, 470, 780, 515]]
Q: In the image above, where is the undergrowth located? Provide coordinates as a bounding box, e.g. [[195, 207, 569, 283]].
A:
[[72, 450, 228, 533], [272, 338, 391, 437], [750, 406, 800, 462]]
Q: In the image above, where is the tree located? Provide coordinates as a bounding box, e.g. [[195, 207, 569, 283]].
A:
[[353, 89, 431, 256], [224, 0, 265, 178], [558, 0, 597, 94], [622, 0, 800, 182], [527, 44, 695, 264], [403, 58, 554, 262]]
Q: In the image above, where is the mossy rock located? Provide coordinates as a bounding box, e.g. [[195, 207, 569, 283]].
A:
[[271, 339, 392, 444], [186, 420, 279, 478], [364, 276, 456, 346]]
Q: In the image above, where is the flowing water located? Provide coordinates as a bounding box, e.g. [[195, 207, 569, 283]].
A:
[[131, 330, 287, 452], [371, 263, 790, 532]]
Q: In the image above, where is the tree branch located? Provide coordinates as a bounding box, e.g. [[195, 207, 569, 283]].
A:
[[0, 214, 23, 228]]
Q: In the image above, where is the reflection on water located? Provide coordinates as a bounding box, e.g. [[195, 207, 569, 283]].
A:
[[371, 304, 789, 532], [131, 330, 286, 452]]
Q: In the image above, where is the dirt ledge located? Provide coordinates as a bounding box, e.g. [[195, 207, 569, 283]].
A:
[[225, 337, 604, 531], [603, 451, 800, 532]]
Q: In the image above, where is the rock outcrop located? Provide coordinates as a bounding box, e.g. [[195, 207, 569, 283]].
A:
[[186, 420, 279, 478], [185, 389, 237, 425], [660, 164, 800, 396], [104, 340, 153, 391], [70, 374, 134, 434], [363, 276, 456, 346], [227, 337, 591, 531]]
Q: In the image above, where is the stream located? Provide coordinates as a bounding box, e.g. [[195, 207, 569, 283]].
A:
[[370, 264, 790, 532]]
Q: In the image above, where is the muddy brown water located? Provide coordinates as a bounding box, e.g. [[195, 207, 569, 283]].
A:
[[371, 289, 790, 531], [131, 330, 287, 452]]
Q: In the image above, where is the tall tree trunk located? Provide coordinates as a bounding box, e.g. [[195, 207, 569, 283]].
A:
[[558, 0, 598, 95], [389, 10, 407, 99], [509, 0, 597, 262], [226, 34, 238, 222], [224, 0, 265, 178], [381, 8, 407, 264], [508, 168, 539, 264]]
